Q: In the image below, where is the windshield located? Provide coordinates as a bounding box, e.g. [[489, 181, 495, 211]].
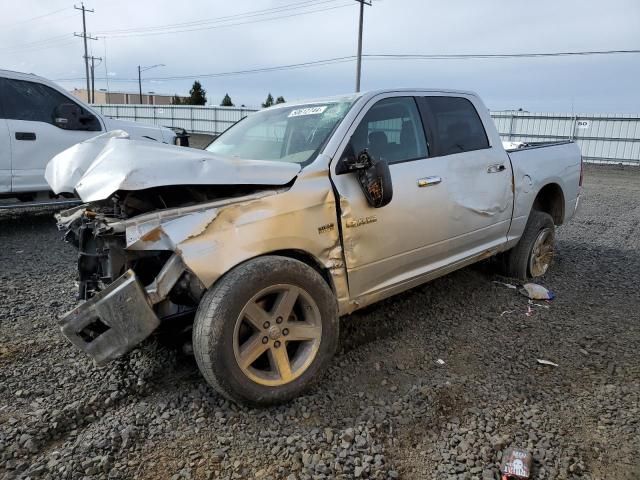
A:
[[206, 98, 355, 165]]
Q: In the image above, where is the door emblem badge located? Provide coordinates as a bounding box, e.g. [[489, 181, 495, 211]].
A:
[[345, 216, 377, 228], [317, 223, 335, 234]]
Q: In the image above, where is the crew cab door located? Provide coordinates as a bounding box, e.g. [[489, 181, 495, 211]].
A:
[[331, 94, 444, 298], [0, 117, 10, 193], [414, 95, 513, 260], [330, 93, 512, 299], [0, 78, 103, 193]]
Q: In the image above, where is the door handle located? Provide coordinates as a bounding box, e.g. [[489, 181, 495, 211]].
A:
[[15, 132, 36, 141], [487, 164, 506, 174], [417, 176, 442, 187]]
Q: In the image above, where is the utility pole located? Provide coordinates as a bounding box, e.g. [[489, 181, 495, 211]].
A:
[[355, 0, 371, 93], [138, 66, 143, 104], [74, 3, 96, 101], [138, 64, 166, 105], [89, 56, 102, 103], [103, 38, 111, 103]]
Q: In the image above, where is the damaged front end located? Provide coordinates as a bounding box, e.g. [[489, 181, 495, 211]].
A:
[[57, 192, 209, 364], [56, 183, 289, 364], [49, 132, 302, 364], [48, 129, 353, 366]]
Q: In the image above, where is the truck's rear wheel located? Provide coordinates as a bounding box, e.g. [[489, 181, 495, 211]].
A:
[[192, 256, 338, 406], [504, 210, 555, 280]]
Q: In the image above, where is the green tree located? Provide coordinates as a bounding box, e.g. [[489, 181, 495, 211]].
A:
[[186, 81, 207, 105], [171, 94, 182, 105], [262, 93, 274, 108], [220, 93, 234, 107], [275, 96, 286, 104]]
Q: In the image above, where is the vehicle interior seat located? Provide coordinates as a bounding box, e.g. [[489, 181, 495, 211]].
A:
[[399, 121, 418, 160], [368, 130, 389, 159]]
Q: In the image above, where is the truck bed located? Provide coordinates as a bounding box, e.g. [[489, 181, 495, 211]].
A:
[[505, 140, 582, 243], [503, 140, 573, 152]]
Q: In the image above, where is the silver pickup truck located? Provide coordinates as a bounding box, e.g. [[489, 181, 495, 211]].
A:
[[48, 89, 582, 405]]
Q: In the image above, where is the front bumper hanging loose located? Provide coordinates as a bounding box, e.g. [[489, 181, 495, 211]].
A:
[[58, 270, 160, 365]]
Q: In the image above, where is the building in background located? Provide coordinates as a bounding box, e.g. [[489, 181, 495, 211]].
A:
[[71, 88, 185, 105]]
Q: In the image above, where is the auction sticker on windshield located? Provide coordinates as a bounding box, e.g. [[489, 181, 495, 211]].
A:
[[288, 106, 328, 117]]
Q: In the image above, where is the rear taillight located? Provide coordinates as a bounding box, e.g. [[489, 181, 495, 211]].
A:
[[579, 156, 584, 187]]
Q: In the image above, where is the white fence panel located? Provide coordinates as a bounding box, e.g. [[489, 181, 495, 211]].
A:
[[92, 104, 257, 135], [491, 112, 640, 165]]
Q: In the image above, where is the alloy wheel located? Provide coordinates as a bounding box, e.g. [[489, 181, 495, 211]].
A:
[[529, 227, 555, 277], [232, 284, 322, 387]]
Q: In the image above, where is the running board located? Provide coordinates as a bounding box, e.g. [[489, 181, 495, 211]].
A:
[[0, 199, 81, 210]]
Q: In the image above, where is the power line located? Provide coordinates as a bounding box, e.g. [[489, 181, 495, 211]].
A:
[[153, 57, 355, 80], [0, 11, 79, 54], [52, 49, 640, 83], [54, 57, 355, 82], [365, 50, 640, 59], [8, 40, 78, 56], [0, 7, 70, 29], [101, 2, 352, 38], [99, 2, 353, 38], [3, 0, 349, 55], [96, 0, 346, 35], [0, 35, 74, 53]]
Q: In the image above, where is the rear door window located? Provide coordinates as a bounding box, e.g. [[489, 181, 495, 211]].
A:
[[421, 96, 489, 156]]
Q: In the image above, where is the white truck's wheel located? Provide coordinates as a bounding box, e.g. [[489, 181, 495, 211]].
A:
[[505, 210, 556, 280], [192, 256, 338, 406]]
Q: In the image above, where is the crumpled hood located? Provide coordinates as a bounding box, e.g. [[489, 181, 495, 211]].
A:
[[45, 130, 301, 202]]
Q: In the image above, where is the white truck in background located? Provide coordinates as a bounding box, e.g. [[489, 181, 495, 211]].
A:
[[0, 69, 186, 208]]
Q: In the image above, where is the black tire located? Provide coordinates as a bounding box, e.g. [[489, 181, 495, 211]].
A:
[[504, 210, 555, 280], [192, 256, 339, 406]]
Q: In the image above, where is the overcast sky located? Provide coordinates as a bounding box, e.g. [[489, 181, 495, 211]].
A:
[[1, 0, 638, 112]]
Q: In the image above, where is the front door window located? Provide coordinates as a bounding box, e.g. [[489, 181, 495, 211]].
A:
[[347, 96, 428, 164]]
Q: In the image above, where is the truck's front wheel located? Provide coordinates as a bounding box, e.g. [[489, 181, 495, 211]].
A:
[[192, 256, 339, 406], [504, 210, 556, 280]]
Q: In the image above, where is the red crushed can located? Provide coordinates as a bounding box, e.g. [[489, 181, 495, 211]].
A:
[[500, 447, 532, 479]]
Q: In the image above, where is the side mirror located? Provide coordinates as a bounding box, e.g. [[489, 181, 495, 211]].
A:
[[342, 149, 393, 208], [54, 103, 82, 129], [54, 103, 99, 131], [341, 148, 372, 172]]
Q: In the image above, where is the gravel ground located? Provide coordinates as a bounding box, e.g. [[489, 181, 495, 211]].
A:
[[1, 164, 638, 480]]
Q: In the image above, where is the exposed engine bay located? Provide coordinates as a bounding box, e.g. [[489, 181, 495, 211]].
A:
[[45, 130, 307, 364], [55, 182, 294, 364], [60, 184, 280, 302]]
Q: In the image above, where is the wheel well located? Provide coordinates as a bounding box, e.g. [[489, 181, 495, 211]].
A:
[[532, 183, 565, 225], [262, 249, 336, 293]]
